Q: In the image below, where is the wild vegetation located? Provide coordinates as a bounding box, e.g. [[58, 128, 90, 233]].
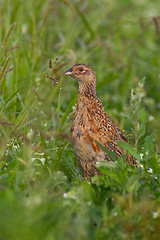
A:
[[0, 0, 160, 239]]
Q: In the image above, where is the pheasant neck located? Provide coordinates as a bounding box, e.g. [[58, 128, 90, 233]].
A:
[[78, 81, 96, 97]]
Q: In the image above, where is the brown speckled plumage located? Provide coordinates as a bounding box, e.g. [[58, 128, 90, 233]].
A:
[[64, 64, 137, 180]]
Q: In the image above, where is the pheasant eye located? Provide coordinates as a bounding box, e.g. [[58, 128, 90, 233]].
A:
[[78, 67, 84, 72]]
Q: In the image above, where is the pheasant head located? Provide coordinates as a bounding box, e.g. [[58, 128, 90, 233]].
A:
[[64, 64, 96, 96]]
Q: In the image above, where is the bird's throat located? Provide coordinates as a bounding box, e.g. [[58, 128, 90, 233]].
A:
[[78, 81, 96, 97]]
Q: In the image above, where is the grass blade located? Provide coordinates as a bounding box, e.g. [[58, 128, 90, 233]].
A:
[[1, 22, 16, 49], [0, 55, 12, 84], [61, 93, 78, 125], [74, 5, 95, 39]]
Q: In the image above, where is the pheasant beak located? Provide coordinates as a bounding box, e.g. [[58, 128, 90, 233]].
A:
[[64, 67, 73, 76]]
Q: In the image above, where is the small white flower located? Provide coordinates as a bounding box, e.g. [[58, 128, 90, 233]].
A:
[[153, 211, 158, 219], [148, 115, 154, 121], [22, 24, 27, 33], [63, 193, 68, 198], [138, 82, 144, 88], [140, 153, 144, 160], [27, 129, 33, 139], [113, 212, 118, 217], [35, 77, 40, 82], [35, 152, 44, 156], [148, 168, 153, 174], [40, 158, 45, 165]]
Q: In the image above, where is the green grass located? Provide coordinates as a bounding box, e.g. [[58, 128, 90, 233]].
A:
[[0, 0, 160, 239]]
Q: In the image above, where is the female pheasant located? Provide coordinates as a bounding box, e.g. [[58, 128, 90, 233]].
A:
[[64, 64, 136, 180]]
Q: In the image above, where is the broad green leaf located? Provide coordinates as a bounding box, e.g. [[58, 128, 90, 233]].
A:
[[117, 140, 140, 161], [95, 140, 118, 162]]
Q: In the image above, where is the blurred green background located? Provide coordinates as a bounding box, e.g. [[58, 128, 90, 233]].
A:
[[0, 0, 160, 239]]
